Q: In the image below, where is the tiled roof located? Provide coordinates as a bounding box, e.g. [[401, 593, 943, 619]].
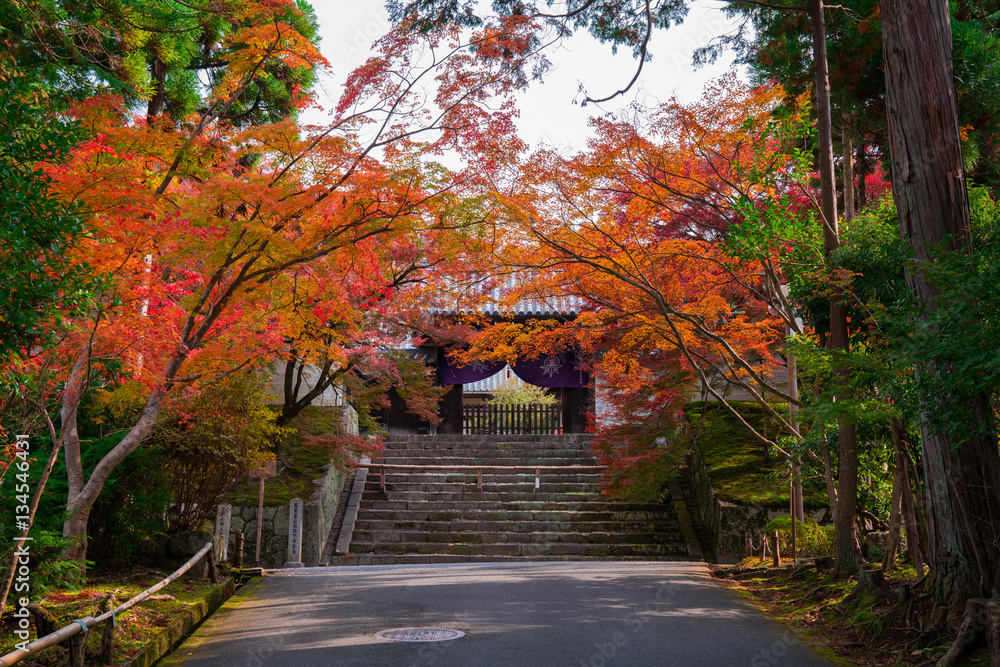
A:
[[464, 365, 524, 393], [434, 293, 586, 318], [478, 295, 584, 318], [428, 275, 587, 318]]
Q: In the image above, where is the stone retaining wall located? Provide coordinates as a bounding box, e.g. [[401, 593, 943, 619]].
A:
[[217, 405, 357, 568], [685, 443, 829, 564]]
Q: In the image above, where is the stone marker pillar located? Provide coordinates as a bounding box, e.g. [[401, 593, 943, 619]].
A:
[[285, 498, 304, 568], [215, 503, 232, 561]]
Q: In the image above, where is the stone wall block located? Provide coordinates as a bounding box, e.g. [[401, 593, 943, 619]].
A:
[[685, 443, 831, 564], [212, 406, 355, 568]]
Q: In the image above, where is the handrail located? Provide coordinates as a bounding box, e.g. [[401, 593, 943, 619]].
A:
[[0, 542, 215, 667]]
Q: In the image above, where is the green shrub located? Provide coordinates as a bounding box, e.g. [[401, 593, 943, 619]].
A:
[[487, 377, 558, 407], [154, 372, 288, 533], [764, 515, 834, 557], [19, 531, 93, 598]]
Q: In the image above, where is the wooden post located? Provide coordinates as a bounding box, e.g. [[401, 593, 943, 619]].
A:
[[772, 531, 781, 567], [477, 468, 483, 492], [745, 532, 752, 559], [759, 532, 766, 563], [790, 482, 797, 562], [255, 475, 264, 566], [380, 466, 386, 493], [207, 545, 219, 583], [69, 629, 84, 667], [534, 469, 541, 493], [99, 593, 117, 665], [234, 530, 244, 569]]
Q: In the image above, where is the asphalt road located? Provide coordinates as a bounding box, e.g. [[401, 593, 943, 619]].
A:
[[161, 561, 832, 667]]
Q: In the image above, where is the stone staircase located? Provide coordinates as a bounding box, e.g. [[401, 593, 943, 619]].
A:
[[330, 434, 698, 565]]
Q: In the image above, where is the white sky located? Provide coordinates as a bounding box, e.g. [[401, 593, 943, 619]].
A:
[[303, 1, 744, 152]]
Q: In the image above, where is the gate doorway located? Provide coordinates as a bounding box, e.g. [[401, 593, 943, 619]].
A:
[[462, 403, 563, 435]]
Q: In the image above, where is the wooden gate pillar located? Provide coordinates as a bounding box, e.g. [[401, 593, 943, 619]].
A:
[[561, 387, 592, 434], [439, 384, 463, 434]]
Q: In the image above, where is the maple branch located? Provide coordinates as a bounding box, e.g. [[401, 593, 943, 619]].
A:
[[659, 312, 793, 457], [582, 0, 652, 105], [154, 32, 287, 196], [517, 211, 802, 411]]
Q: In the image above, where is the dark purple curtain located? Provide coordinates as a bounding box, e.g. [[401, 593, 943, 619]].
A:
[[439, 348, 588, 388], [439, 348, 506, 385], [511, 352, 587, 388]]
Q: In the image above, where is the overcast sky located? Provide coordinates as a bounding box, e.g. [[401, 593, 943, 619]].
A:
[[302, 2, 744, 152]]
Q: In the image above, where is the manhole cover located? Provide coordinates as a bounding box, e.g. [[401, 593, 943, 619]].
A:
[[374, 627, 465, 642]]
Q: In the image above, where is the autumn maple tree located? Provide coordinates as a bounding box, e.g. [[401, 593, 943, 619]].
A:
[[446, 80, 825, 498], [0, 3, 544, 579]]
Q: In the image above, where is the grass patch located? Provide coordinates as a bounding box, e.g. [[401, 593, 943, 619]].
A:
[[687, 401, 827, 508], [225, 406, 345, 507], [0, 572, 222, 665]]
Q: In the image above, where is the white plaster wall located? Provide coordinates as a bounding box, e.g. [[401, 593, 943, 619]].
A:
[[265, 363, 346, 407]]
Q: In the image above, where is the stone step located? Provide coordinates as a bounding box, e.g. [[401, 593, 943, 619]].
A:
[[374, 445, 595, 459], [346, 542, 687, 558], [360, 488, 614, 500], [330, 553, 684, 566], [380, 435, 594, 444], [374, 451, 595, 461], [363, 472, 601, 483], [372, 454, 597, 464], [359, 499, 675, 513], [354, 509, 678, 523], [364, 482, 601, 494], [353, 519, 681, 533], [339, 434, 695, 565], [366, 469, 602, 478], [351, 530, 685, 545]]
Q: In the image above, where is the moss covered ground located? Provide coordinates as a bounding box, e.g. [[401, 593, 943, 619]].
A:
[[225, 406, 347, 507], [686, 401, 828, 508], [0, 572, 222, 664], [714, 561, 992, 665]]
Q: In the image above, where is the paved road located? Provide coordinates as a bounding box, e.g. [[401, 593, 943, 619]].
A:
[[162, 561, 831, 667]]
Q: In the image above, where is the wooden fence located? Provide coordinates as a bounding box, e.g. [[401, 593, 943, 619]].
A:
[[0, 543, 217, 667], [463, 403, 562, 435]]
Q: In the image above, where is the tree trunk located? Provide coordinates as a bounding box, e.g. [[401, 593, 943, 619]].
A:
[[883, 460, 904, 571], [822, 441, 839, 514], [891, 420, 927, 578], [61, 377, 168, 579], [809, 0, 862, 574], [857, 140, 869, 209], [843, 126, 855, 222], [147, 56, 167, 121], [882, 0, 1000, 612]]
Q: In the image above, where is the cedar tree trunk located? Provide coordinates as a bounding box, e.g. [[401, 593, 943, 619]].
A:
[[882, 0, 1000, 613], [810, 0, 863, 572]]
